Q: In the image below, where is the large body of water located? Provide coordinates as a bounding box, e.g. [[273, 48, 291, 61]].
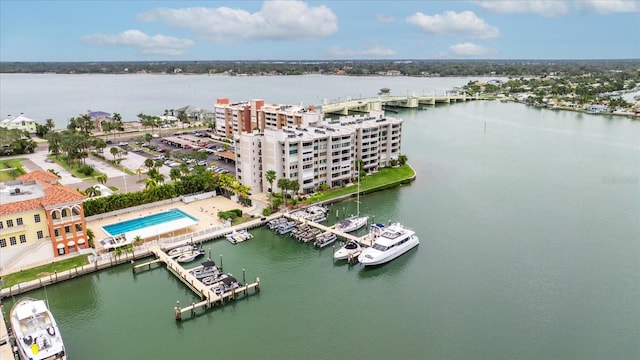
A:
[[1, 75, 639, 360]]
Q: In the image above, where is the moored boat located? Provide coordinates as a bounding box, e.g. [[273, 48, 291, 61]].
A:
[[176, 248, 205, 263], [188, 260, 221, 279], [333, 239, 362, 260], [167, 243, 198, 257], [358, 222, 419, 266], [334, 216, 369, 233], [10, 297, 67, 360], [313, 232, 337, 248]]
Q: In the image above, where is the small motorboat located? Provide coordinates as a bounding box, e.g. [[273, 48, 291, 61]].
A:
[[176, 248, 205, 263], [167, 244, 198, 257], [211, 276, 242, 296], [333, 239, 362, 260], [313, 232, 337, 248], [189, 260, 221, 279]]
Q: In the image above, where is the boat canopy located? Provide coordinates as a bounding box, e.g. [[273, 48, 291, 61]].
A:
[[201, 260, 216, 268], [14, 300, 48, 321]]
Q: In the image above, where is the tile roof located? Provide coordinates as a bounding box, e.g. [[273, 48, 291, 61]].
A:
[[0, 171, 84, 216], [18, 171, 59, 184]]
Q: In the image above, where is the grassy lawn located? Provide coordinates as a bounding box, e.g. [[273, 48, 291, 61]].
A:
[[51, 156, 92, 179], [306, 164, 415, 203], [1, 254, 90, 288], [0, 158, 26, 181]]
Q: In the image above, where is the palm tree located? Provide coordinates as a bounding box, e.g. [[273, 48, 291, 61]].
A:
[[86, 228, 95, 248], [265, 170, 276, 193], [277, 178, 290, 207], [45, 118, 56, 132], [112, 113, 123, 139], [144, 177, 158, 189], [144, 158, 155, 170], [135, 167, 143, 180], [289, 180, 300, 198], [398, 154, 408, 166], [169, 168, 182, 182], [95, 173, 108, 185], [85, 186, 101, 197], [46, 131, 62, 157], [109, 146, 119, 160]]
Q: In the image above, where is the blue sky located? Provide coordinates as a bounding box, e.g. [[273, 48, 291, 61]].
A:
[[1, 0, 639, 61]]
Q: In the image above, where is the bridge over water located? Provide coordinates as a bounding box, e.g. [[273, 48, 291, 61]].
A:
[[321, 93, 488, 115]]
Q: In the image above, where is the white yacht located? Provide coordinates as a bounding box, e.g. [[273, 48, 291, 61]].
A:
[[358, 223, 419, 266], [10, 297, 67, 360]]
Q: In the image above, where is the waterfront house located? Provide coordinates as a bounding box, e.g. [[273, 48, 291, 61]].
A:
[[0, 113, 37, 134], [0, 171, 88, 271], [83, 110, 113, 132]]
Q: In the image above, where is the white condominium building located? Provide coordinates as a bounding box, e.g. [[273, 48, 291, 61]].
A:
[[235, 110, 403, 195]]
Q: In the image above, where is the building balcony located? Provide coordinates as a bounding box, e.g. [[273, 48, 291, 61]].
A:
[[0, 224, 27, 236], [51, 215, 83, 225]]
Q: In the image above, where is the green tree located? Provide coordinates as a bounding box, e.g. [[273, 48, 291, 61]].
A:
[[95, 173, 108, 185], [144, 158, 155, 170], [277, 178, 290, 207], [169, 168, 182, 182], [109, 146, 119, 160], [265, 170, 276, 193]]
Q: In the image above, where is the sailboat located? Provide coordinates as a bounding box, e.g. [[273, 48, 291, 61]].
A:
[[334, 170, 369, 233]]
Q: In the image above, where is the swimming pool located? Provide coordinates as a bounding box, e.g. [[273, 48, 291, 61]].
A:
[[103, 208, 199, 237]]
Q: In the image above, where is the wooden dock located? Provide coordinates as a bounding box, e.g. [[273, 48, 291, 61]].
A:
[[134, 247, 261, 321], [282, 213, 373, 247]]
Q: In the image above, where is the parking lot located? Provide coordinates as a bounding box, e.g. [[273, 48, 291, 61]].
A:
[[114, 130, 236, 176]]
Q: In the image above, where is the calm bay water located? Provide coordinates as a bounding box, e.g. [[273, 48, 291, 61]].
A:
[[1, 75, 639, 359]]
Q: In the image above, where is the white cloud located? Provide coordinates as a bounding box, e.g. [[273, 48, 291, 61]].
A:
[[474, 1, 569, 17], [406, 11, 500, 40], [577, 0, 640, 14], [475, 0, 640, 15], [448, 42, 494, 57], [81, 30, 194, 56], [375, 13, 395, 23], [327, 44, 397, 59], [138, 0, 338, 42]]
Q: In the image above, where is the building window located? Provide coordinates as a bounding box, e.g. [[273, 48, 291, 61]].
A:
[[0, 221, 3, 229], [10, 236, 17, 246], [19, 234, 26, 243], [34, 214, 41, 223], [37, 230, 44, 239], [0, 239, 5, 248], [52, 211, 58, 220], [54, 229, 59, 237], [6, 220, 13, 228], [75, 224, 82, 232], [17, 217, 23, 226], [62, 209, 68, 217], [65, 226, 71, 234]]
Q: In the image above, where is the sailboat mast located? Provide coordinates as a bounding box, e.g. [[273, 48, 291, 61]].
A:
[[356, 169, 360, 216]]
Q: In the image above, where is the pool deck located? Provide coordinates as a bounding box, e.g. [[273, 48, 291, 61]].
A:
[[89, 195, 255, 254]]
